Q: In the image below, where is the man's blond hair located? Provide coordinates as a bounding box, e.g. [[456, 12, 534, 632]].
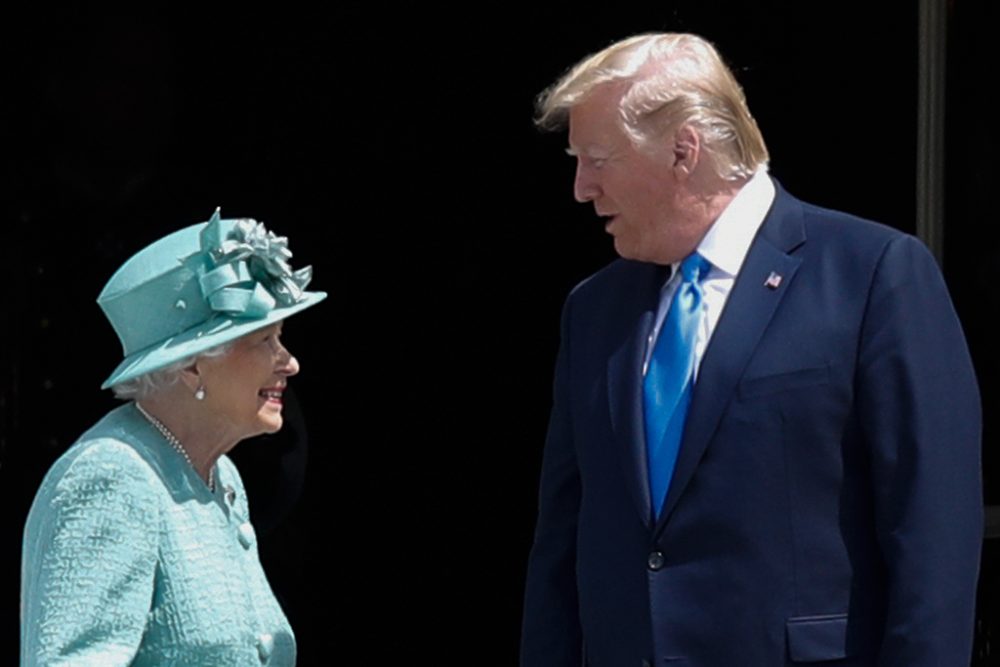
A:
[[536, 33, 769, 181]]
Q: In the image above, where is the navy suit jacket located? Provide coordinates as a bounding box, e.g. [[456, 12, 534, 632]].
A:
[[521, 184, 982, 666]]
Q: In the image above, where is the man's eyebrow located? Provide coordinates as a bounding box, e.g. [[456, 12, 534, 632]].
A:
[[566, 147, 611, 159]]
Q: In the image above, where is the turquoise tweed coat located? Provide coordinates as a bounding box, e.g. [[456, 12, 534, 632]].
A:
[[21, 403, 295, 666]]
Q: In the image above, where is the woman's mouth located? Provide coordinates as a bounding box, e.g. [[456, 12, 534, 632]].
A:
[[258, 388, 284, 404]]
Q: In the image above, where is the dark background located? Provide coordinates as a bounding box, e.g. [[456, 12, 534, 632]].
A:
[[1, 4, 992, 665]]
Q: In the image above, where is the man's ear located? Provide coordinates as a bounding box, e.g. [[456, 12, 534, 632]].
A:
[[672, 124, 701, 176]]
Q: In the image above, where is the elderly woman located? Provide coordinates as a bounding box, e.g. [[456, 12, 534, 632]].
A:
[[20, 210, 324, 666]]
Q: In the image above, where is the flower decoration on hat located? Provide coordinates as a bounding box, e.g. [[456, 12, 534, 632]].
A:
[[197, 208, 313, 319]]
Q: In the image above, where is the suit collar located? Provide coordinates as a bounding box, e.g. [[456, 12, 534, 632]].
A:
[[699, 169, 776, 277], [607, 261, 670, 527], [755, 179, 807, 253], [605, 182, 807, 531], [654, 181, 806, 532]]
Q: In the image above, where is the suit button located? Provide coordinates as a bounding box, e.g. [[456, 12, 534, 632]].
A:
[[647, 551, 665, 571]]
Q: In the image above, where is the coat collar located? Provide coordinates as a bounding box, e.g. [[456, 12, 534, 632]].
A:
[[606, 180, 807, 530], [655, 182, 806, 532]]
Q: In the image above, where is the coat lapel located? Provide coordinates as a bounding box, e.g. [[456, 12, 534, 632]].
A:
[[607, 262, 670, 529], [655, 186, 807, 532]]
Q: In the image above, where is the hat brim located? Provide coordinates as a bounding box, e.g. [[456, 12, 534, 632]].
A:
[[101, 290, 327, 389]]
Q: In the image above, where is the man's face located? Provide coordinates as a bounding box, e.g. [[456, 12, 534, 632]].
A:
[[567, 85, 707, 265]]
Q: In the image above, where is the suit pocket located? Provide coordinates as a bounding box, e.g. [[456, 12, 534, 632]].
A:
[[786, 613, 849, 662], [738, 365, 830, 399]]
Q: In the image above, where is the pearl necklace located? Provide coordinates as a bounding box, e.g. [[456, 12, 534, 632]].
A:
[[135, 402, 215, 492]]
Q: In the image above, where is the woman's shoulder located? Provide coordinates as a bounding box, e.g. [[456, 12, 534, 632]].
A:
[[64, 404, 157, 462], [21, 411, 164, 666], [33, 405, 163, 507]]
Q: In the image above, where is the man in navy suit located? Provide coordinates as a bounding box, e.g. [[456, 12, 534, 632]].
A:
[[521, 33, 982, 666]]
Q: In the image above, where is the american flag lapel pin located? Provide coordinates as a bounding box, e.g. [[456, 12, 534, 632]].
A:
[[764, 271, 783, 290]]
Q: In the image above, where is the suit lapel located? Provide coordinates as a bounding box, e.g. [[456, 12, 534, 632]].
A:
[[607, 262, 669, 529], [655, 186, 807, 532]]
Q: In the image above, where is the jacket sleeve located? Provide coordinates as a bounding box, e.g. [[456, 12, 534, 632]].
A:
[[521, 295, 585, 667], [856, 235, 983, 666], [21, 440, 160, 667]]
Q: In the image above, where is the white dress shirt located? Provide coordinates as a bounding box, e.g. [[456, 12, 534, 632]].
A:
[[643, 169, 777, 379]]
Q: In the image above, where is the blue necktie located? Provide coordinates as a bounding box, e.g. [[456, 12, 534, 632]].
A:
[[643, 252, 711, 519]]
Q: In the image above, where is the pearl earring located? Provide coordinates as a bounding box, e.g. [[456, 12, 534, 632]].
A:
[[195, 386, 206, 401]]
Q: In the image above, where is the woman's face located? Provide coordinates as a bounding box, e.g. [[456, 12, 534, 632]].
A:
[[197, 322, 299, 441]]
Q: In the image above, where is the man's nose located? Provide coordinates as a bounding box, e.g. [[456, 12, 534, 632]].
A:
[[573, 162, 600, 203]]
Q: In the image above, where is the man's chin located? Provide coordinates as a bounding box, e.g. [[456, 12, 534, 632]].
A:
[[614, 241, 671, 266], [613, 238, 638, 261]]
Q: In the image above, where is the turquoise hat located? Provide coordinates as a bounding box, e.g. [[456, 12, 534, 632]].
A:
[[98, 209, 327, 389]]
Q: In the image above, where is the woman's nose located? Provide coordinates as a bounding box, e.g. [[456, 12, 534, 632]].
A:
[[275, 342, 300, 376]]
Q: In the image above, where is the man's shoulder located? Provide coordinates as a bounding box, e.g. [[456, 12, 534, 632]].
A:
[[779, 187, 909, 250], [772, 188, 946, 299]]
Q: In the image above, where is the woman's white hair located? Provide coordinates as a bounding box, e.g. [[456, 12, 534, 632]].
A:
[[110, 342, 233, 401], [536, 33, 769, 181]]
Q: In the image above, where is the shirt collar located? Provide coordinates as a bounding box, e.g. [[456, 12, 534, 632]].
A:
[[696, 168, 776, 277]]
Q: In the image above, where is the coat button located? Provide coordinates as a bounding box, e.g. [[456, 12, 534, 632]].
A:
[[238, 522, 256, 549], [257, 633, 274, 662], [647, 551, 665, 571]]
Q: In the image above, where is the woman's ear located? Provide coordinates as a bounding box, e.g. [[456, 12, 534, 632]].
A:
[[178, 362, 202, 393]]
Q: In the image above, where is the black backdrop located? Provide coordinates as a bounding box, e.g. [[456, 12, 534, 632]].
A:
[[0, 4, 958, 665]]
